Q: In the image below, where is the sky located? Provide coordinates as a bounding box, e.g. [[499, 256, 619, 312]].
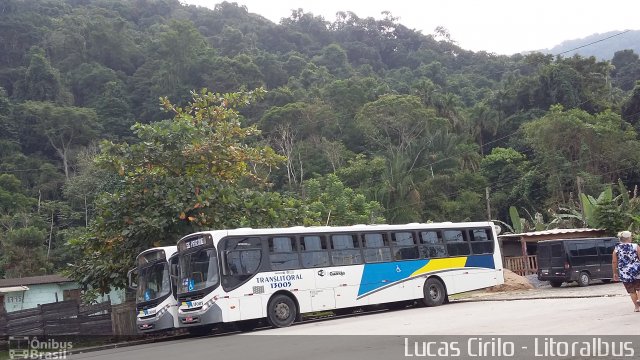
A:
[[183, 0, 640, 55]]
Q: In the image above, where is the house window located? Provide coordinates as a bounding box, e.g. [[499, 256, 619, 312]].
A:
[[64, 289, 81, 302]]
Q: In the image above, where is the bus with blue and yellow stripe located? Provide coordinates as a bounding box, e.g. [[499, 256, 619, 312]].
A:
[[175, 222, 503, 331]]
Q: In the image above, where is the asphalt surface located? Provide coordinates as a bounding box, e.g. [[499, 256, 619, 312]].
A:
[[67, 286, 640, 360]]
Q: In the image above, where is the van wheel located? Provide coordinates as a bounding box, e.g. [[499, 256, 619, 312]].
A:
[[422, 278, 446, 307], [549, 281, 562, 288], [267, 294, 297, 328], [577, 272, 590, 287]]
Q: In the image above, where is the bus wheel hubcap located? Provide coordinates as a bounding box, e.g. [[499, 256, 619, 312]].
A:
[[274, 303, 290, 320], [429, 286, 439, 299]]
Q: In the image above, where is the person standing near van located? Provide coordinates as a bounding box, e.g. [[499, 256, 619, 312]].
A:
[[612, 230, 640, 312]]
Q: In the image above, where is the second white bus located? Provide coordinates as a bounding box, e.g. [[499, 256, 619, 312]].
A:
[[128, 246, 180, 333], [174, 222, 504, 330]]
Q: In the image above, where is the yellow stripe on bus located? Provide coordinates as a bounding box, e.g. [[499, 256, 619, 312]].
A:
[[410, 257, 468, 276]]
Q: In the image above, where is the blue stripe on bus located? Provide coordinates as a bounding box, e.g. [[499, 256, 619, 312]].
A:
[[357, 255, 496, 297], [464, 254, 495, 269], [357, 260, 428, 296]]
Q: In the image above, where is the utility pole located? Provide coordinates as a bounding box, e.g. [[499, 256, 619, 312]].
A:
[[485, 187, 491, 221], [577, 176, 586, 227]]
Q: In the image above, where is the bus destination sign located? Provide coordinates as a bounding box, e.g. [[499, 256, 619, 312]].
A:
[[184, 237, 205, 250]]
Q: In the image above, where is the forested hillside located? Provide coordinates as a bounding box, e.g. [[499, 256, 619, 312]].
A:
[[1, 0, 640, 292], [543, 30, 640, 61]]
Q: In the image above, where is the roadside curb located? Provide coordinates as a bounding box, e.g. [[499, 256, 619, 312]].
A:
[[451, 293, 626, 303], [67, 335, 186, 356]]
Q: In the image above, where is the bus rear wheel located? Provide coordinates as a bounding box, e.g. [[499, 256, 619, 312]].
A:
[[422, 278, 446, 307], [267, 294, 297, 328]]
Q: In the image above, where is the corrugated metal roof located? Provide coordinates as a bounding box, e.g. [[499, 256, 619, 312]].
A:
[[499, 228, 604, 238], [0, 274, 73, 288], [0, 286, 29, 293]]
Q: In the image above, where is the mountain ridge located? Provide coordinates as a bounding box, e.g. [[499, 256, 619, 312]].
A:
[[536, 29, 640, 60]]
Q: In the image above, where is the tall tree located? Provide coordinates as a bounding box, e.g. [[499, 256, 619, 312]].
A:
[[16, 102, 100, 180]]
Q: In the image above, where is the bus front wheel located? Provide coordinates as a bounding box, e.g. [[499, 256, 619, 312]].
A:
[[422, 278, 446, 307], [267, 294, 297, 328]]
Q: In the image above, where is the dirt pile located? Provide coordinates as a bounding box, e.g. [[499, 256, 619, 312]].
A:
[[486, 269, 534, 292]]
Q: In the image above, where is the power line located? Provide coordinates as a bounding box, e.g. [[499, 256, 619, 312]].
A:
[[555, 30, 631, 56]]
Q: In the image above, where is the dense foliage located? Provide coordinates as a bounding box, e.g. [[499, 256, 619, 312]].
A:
[[1, 0, 640, 291]]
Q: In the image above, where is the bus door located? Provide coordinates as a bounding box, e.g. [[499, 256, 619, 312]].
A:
[[327, 234, 363, 309], [300, 235, 335, 311], [222, 237, 264, 320]]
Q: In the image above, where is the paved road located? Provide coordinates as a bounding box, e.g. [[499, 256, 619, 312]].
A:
[[69, 291, 640, 360]]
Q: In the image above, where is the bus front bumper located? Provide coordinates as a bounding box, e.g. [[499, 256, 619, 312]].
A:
[[137, 311, 175, 333], [178, 304, 223, 327]]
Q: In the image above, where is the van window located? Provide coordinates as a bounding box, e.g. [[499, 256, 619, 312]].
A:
[[551, 244, 563, 257], [577, 242, 597, 256]]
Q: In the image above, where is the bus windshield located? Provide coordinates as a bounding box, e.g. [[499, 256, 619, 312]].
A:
[[137, 261, 171, 302], [178, 247, 219, 294]]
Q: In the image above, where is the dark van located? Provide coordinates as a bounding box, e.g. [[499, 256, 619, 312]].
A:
[[537, 237, 618, 287]]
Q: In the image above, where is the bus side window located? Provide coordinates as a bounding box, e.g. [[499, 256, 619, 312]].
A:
[[268, 237, 300, 270], [331, 234, 363, 266], [363, 233, 392, 263], [301, 235, 330, 268], [443, 230, 471, 256], [469, 228, 494, 254], [224, 237, 262, 276], [419, 231, 446, 258], [391, 232, 419, 260]]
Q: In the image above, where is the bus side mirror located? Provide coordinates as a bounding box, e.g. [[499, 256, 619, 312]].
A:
[[170, 263, 179, 278], [127, 268, 138, 290], [221, 251, 228, 276]]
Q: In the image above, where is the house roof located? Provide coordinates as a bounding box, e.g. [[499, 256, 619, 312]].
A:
[[499, 228, 608, 242], [0, 274, 73, 288]]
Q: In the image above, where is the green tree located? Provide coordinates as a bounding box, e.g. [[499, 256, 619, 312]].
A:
[[303, 174, 385, 226], [67, 88, 303, 292], [14, 47, 69, 104], [16, 101, 101, 180]]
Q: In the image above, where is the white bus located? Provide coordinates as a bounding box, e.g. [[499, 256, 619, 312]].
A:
[[175, 222, 503, 331], [128, 246, 179, 333]]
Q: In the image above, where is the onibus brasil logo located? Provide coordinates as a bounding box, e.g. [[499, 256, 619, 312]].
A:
[[9, 336, 73, 359]]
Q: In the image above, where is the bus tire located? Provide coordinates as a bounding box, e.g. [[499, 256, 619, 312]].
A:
[[422, 278, 446, 307], [577, 272, 590, 287], [267, 294, 297, 328]]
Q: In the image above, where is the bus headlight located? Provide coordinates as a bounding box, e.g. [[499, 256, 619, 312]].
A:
[[156, 304, 171, 318], [202, 299, 215, 311]]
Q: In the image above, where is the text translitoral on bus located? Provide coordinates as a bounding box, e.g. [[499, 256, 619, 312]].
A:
[[175, 222, 504, 331]]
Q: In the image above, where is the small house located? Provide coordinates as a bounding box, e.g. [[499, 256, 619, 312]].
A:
[[498, 228, 609, 275], [0, 275, 125, 313]]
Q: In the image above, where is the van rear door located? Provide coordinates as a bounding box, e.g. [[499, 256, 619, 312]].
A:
[[538, 242, 565, 277]]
